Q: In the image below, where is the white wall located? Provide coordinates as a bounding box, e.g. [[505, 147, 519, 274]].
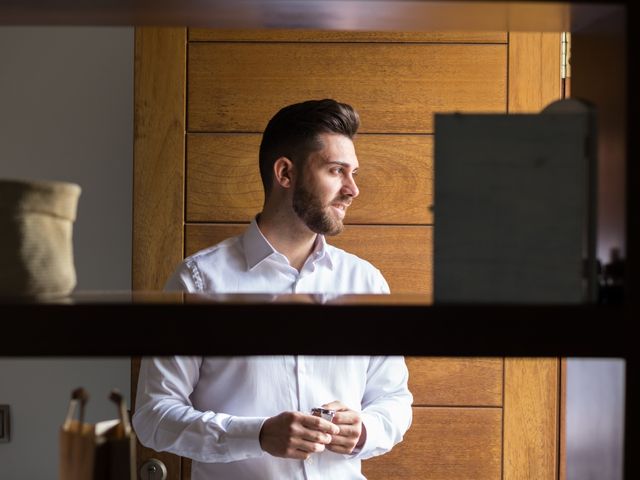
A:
[[566, 358, 626, 480], [0, 27, 133, 479]]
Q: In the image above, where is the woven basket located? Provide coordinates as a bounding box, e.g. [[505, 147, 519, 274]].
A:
[[0, 179, 81, 298]]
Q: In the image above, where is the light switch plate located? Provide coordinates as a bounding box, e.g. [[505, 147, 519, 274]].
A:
[[0, 405, 9, 442]]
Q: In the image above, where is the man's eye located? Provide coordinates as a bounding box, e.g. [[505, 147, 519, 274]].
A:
[[331, 167, 343, 175]]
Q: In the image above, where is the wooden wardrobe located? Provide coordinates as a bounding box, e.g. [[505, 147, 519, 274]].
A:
[[132, 27, 566, 480]]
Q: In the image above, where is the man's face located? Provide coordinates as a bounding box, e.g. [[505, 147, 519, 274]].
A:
[[292, 133, 360, 236]]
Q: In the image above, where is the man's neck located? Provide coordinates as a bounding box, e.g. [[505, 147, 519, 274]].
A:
[[257, 210, 318, 272]]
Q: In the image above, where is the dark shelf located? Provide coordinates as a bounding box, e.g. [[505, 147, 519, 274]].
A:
[[1, 292, 633, 357]]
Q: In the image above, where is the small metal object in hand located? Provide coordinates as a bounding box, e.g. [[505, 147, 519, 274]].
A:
[[311, 407, 336, 422]]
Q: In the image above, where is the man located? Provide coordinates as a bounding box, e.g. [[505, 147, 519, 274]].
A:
[[132, 99, 412, 480]]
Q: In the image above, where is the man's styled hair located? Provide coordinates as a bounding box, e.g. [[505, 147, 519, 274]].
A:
[[259, 99, 360, 196]]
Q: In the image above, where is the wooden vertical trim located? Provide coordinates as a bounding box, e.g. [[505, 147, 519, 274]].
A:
[[504, 358, 559, 480], [133, 27, 186, 290], [563, 76, 571, 99], [501, 356, 506, 480], [508, 32, 563, 113], [132, 27, 187, 480], [504, 32, 567, 480], [181, 457, 192, 480], [130, 356, 141, 412]]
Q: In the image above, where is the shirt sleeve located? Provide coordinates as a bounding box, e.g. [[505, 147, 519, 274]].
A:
[[132, 356, 268, 463], [351, 356, 413, 460], [163, 259, 204, 292], [376, 269, 391, 294]]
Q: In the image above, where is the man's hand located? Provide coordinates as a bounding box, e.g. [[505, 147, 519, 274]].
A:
[[322, 401, 367, 455], [259, 411, 340, 460]]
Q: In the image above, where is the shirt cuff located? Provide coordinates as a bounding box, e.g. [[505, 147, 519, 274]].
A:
[[349, 411, 382, 459], [223, 416, 268, 461]]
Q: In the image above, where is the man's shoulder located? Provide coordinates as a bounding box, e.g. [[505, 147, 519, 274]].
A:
[[164, 236, 243, 292], [323, 242, 390, 293], [182, 236, 241, 266], [325, 243, 380, 273]]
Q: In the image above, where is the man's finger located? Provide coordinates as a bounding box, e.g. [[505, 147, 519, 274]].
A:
[[300, 428, 333, 444], [327, 434, 350, 448], [322, 400, 346, 411], [326, 443, 356, 455], [293, 438, 327, 454], [287, 448, 311, 460], [331, 424, 358, 439], [333, 410, 358, 425], [301, 414, 340, 434]]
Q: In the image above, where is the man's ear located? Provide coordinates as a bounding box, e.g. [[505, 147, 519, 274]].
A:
[[273, 157, 295, 189]]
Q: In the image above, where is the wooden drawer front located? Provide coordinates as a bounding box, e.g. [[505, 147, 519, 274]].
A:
[[407, 357, 503, 407], [187, 43, 506, 133], [362, 407, 502, 480], [186, 134, 262, 223], [186, 134, 433, 224], [189, 29, 508, 43], [185, 224, 432, 294], [185, 223, 245, 257], [330, 225, 431, 295]]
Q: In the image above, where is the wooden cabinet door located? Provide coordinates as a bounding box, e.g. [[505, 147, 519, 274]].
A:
[[132, 27, 564, 480]]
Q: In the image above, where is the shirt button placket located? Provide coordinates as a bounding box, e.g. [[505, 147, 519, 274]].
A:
[[297, 356, 309, 414], [293, 272, 307, 293], [297, 356, 313, 478]]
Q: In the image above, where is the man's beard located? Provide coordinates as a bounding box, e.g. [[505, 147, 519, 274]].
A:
[[292, 182, 346, 236]]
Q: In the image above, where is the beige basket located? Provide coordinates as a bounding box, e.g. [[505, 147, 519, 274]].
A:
[[0, 179, 81, 298]]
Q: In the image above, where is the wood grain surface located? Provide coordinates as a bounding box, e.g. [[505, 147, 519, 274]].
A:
[[407, 357, 503, 407], [186, 133, 433, 224], [188, 29, 508, 43], [504, 358, 560, 480], [133, 27, 186, 291], [187, 43, 506, 133], [132, 27, 187, 480], [508, 32, 563, 113], [363, 407, 502, 480], [504, 33, 563, 478]]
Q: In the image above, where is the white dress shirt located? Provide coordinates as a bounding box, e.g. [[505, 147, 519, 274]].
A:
[[133, 218, 413, 480]]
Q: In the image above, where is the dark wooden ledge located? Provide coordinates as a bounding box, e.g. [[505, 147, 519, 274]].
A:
[[1, 292, 633, 357]]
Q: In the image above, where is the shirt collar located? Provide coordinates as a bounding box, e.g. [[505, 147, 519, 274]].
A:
[[242, 216, 335, 271], [311, 233, 334, 270], [242, 217, 278, 270]]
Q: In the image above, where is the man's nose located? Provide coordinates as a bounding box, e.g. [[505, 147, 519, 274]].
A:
[[342, 174, 359, 198]]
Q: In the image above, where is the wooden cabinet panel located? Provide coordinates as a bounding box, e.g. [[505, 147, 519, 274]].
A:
[[508, 32, 563, 113], [134, 27, 565, 480], [186, 134, 262, 222], [362, 407, 502, 480], [330, 225, 431, 294], [407, 357, 503, 407], [185, 223, 245, 256], [187, 43, 506, 133], [186, 133, 433, 224], [185, 224, 432, 295], [504, 358, 560, 480], [188, 29, 508, 43], [133, 27, 186, 291]]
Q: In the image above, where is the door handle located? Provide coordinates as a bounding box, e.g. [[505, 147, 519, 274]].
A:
[[140, 458, 168, 480]]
